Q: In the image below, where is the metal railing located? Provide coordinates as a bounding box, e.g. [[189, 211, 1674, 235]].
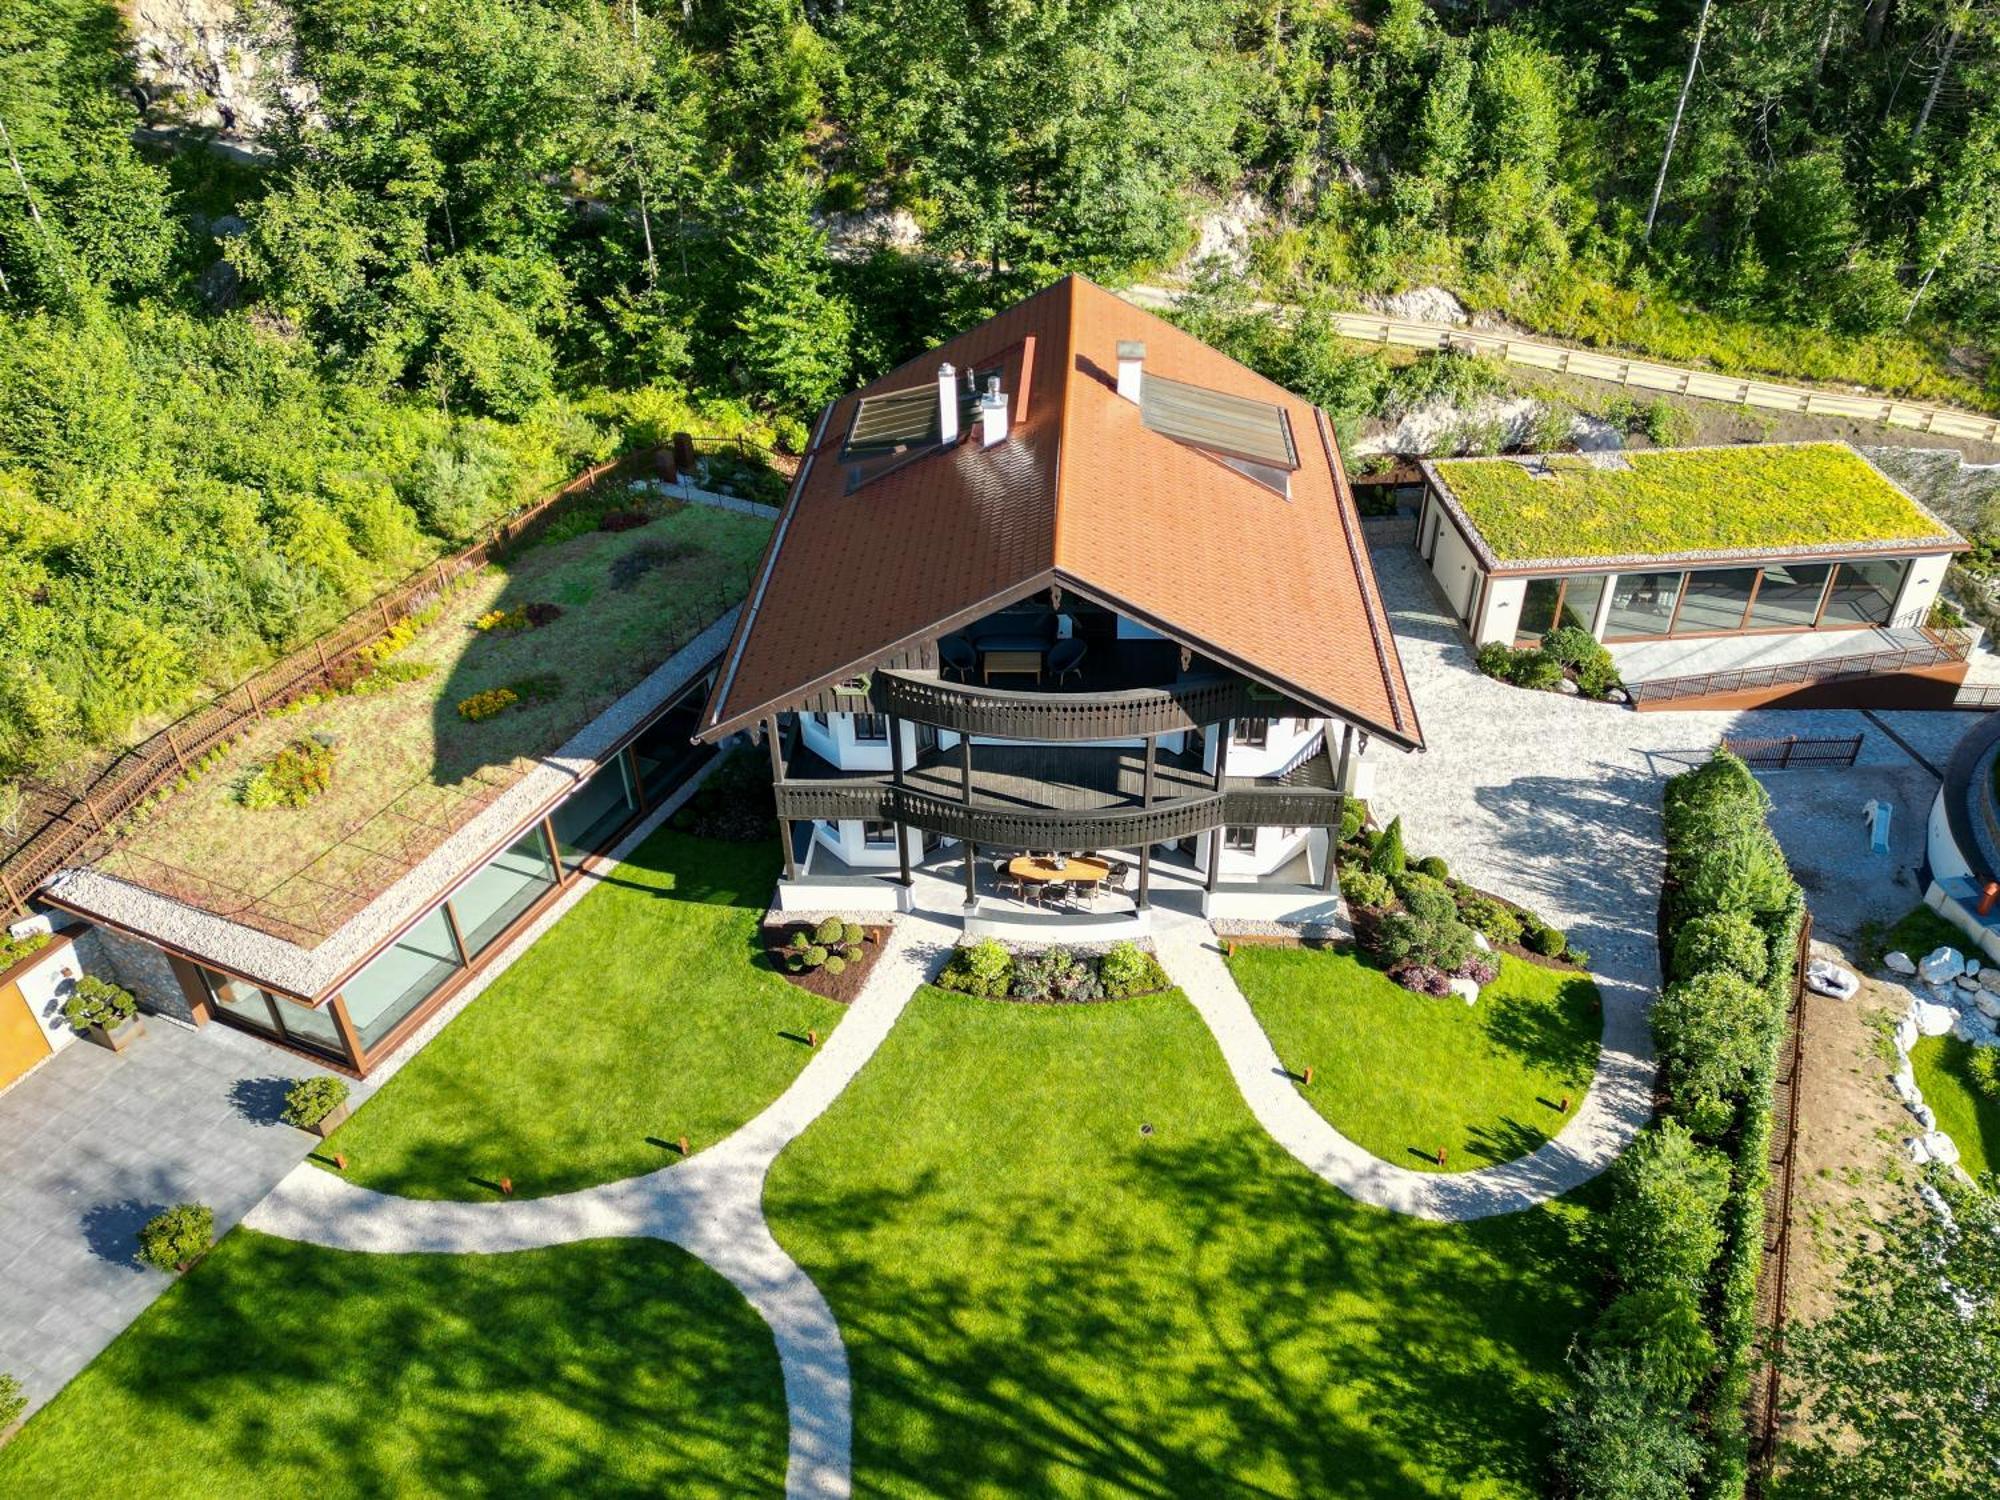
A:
[[1722, 734, 1865, 770], [1121, 285, 2000, 444], [1627, 629, 1973, 706], [873, 671, 1287, 741], [1, 439, 776, 920], [1953, 683, 2000, 710]]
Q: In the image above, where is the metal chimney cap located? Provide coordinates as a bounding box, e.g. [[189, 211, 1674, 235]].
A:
[[1116, 340, 1146, 361]]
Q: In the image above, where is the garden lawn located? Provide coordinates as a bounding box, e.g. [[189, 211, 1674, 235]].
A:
[[765, 986, 1606, 1498], [0, 1232, 786, 1497], [1228, 945, 1600, 1172], [1910, 1035, 2000, 1181], [324, 828, 845, 1199]]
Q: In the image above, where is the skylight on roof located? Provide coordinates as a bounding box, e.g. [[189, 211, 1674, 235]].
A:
[[1141, 374, 1299, 491], [844, 384, 943, 460]]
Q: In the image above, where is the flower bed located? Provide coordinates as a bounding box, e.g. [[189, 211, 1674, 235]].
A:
[[238, 735, 339, 810], [1476, 626, 1623, 703], [763, 918, 892, 1003], [935, 938, 1171, 1004], [1336, 812, 1589, 994], [455, 674, 562, 722]]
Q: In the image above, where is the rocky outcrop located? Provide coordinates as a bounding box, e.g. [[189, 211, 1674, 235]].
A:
[[126, 0, 311, 142]]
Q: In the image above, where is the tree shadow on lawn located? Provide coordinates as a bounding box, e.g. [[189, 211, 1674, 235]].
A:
[[0, 1234, 787, 1498], [775, 1133, 1607, 1498], [1479, 977, 1602, 1081]]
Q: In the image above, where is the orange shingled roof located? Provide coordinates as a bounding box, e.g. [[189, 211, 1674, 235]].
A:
[[699, 275, 1422, 750]]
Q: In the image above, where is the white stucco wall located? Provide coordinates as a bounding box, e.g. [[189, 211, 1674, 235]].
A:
[[1424, 514, 1485, 627], [9, 937, 82, 1056], [1891, 554, 1951, 628], [1474, 576, 1526, 648]]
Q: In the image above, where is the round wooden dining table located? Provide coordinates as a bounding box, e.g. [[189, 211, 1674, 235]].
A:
[[1007, 855, 1111, 892]]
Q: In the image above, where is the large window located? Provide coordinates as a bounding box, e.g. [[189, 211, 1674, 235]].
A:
[[1234, 718, 1270, 748], [862, 820, 898, 848], [203, 970, 347, 1061], [339, 906, 463, 1050], [851, 714, 889, 742], [1819, 559, 1908, 628], [551, 757, 638, 873], [1747, 563, 1832, 629], [1223, 826, 1258, 851], [1675, 568, 1760, 634], [1516, 574, 1607, 644], [1606, 572, 1685, 639], [450, 826, 557, 957], [632, 691, 710, 803]]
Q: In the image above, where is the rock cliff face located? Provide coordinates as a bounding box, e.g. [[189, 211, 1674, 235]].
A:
[[124, 0, 309, 141]]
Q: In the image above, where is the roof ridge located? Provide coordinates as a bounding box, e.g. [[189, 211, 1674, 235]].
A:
[[1049, 273, 1079, 570]]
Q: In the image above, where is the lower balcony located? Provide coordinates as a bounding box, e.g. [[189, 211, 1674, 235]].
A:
[[774, 735, 1344, 851]]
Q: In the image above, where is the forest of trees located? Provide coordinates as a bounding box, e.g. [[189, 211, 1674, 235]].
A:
[[2, 0, 1997, 786]]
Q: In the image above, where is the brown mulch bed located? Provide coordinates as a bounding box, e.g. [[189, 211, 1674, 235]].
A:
[[760, 922, 893, 1003]]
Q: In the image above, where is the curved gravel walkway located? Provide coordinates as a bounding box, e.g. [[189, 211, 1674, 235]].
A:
[[246, 914, 954, 1500], [1154, 914, 1653, 1220]]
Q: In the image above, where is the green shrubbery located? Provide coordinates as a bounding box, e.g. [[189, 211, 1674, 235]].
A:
[[239, 735, 340, 810], [1553, 748, 1802, 1497], [281, 1076, 351, 1130], [62, 975, 136, 1032], [136, 1204, 214, 1274], [778, 919, 868, 976], [934, 939, 1167, 1002], [1476, 627, 1622, 701]]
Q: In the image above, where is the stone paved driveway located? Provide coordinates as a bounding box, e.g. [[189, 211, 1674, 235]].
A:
[[0, 1020, 336, 1416], [1365, 542, 1979, 996]]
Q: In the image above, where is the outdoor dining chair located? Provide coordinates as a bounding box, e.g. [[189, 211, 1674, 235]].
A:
[[940, 636, 977, 681], [1047, 638, 1087, 685]]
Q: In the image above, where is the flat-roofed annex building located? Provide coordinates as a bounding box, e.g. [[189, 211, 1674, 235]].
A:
[[1415, 443, 1971, 708], [697, 274, 1424, 932]]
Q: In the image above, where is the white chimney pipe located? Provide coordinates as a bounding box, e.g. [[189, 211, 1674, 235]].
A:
[[1116, 340, 1145, 404], [938, 363, 959, 444], [979, 375, 1009, 447]]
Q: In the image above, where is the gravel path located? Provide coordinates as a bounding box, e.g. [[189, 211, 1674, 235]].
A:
[[1154, 912, 1653, 1219], [246, 913, 956, 1500]]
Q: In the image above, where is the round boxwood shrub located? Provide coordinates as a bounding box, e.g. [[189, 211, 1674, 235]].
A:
[[1526, 921, 1567, 958], [137, 1203, 214, 1273], [1670, 910, 1769, 984], [842, 942, 864, 962], [813, 917, 846, 946], [806, 944, 829, 968], [841, 921, 865, 946], [1415, 854, 1449, 881], [281, 1076, 350, 1129], [824, 955, 847, 976], [63, 974, 137, 1032]]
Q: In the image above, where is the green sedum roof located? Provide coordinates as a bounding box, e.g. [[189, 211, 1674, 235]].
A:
[[1432, 443, 1956, 564]]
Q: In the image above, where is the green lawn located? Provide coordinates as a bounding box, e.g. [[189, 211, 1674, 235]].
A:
[[765, 985, 1605, 1498], [324, 828, 845, 1200], [0, 1232, 786, 1497], [1910, 1035, 2000, 1181], [1227, 945, 1600, 1172]]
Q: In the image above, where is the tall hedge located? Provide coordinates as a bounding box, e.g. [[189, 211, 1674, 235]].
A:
[[1554, 751, 1803, 1500]]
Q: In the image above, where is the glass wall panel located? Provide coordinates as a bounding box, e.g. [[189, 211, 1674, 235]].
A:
[[1819, 559, 1909, 628], [633, 690, 708, 802], [1556, 575, 1606, 633], [1517, 578, 1562, 641], [1674, 568, 1759, 634], [272, 997, 347, 1059], [340, 905, 462, 1050], [451, 826, 557, 957], [551, 757, 638, 872], [1747, 563, 1832, 629], [203, 970, 280, 1036], [1605, 572, 1685, 638]]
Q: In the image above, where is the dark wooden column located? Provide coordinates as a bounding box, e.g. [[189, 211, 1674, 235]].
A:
[[961, 733, 977, 906], [1206, 724, 1230, 895], [1136, 732, 1157, 909], [888, 715, 912, 887], [766, 716, 797, 881], [1322, 815, 1341, 891]]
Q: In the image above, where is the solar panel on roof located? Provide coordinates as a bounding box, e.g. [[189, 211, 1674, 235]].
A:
[[844, 384, 941, 458], [1141, 374, 1298, 471]]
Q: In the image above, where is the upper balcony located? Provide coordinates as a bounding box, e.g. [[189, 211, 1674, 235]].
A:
[[851, 598, 1305, 740]]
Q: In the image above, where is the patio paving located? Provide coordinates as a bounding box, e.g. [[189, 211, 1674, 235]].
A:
[[0, 1019, 337, 1416]]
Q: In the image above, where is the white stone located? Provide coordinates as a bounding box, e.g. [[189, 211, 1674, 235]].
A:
[[1896, 1016, 1921, 1054], [1907, 1135, 1934, 1165], [1893, 1071, 1923, 1107], [1916, 1001, 1958, 1037], [1448, 977, 1481, 1006], [1977, 992, 2000, 1020], [1968, 958, 1983, 977], [1805, 958, 1860, 1000], [1919, 946, 1966, 986], [1925, 1131, 1962, 1167], [1978, 967, 2000, 993], [1912, 1102, 1937, 1131], [1952, 1015, 1998, 1046], [1471, 931, 1492, 951], [1885, 950, 1918, 976], [1918, 1181, 1957, 1229], [1959, 972, 1985, 991], [1556, 676, 1581, 696]]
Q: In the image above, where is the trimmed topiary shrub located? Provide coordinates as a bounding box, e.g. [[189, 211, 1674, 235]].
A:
[[1414, 854, 1448, 880], [137, 1203, 214, 1273], [63, 974, 137, 1032], [824, 955, 847, 976], [1525, 921, 1567, 958], [1370, 815, 1407, 877], [814, 917, 846, 946], [1670, 910, 1770, 984], [281, 1076, 350, 1129], [841, 921, 865, 946]]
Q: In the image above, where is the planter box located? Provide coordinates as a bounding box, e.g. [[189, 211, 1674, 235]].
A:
[[304, 1100, 352, 1139], [84, 1016, 145, 1053]]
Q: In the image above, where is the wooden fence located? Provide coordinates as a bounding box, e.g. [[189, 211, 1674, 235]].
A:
[[1747, 911, 1813, 1487], [1120, 286, 2000, 445], [0, 437, 782, 921]]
